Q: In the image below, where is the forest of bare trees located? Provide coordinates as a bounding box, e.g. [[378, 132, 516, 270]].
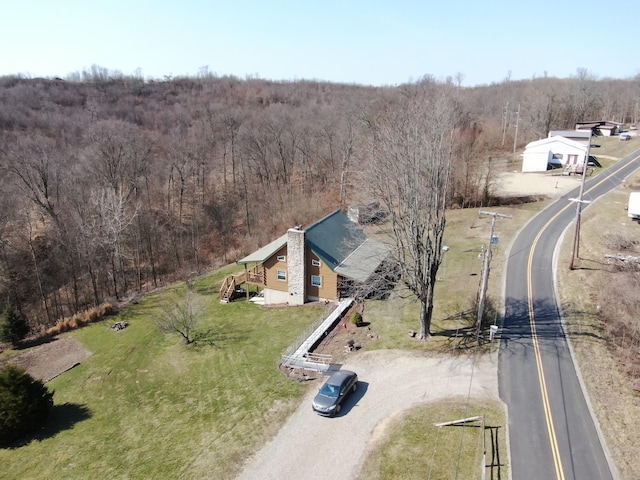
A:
[[0, 67, 638, 332]]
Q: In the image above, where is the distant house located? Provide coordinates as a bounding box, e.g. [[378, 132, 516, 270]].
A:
[[221, 209, 391, 305], [575, 121, 623, 137], [521, 136, 588, 172], [548, 130, 591, 146]]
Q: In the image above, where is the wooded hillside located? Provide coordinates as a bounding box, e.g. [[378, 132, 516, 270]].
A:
[[1, 68, 638, 330]]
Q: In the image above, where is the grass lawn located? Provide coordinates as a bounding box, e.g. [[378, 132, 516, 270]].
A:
[[363, 200, 553, 352], [0, 203, 543, 480], [357, 398, 507, 480], [0, 265, 328, 479]]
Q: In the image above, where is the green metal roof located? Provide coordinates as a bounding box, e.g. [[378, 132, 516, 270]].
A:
[[237, 209, 390, 282], [237, 233, 287, 264], [306, 210, 390, 281], [305, 210, 367, 271]]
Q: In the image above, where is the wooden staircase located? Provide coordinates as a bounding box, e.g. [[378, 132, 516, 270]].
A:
[[219, 267, 263, 303], [220, 279, 235, 303], [219, 273, 244, 303]]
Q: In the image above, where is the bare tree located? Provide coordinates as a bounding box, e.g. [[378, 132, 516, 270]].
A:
[[2, 133, 62, 224], [523, 79, 563, 140], [368, 83, 458, 339], [86, 120, 152, 201], [154, 283, 203, 344], [337, 112, 360, 206], [24, 210, 52, 325], [91, 187, 138, 299], [569, 68, 602, 124], [221, 110, 243, 191]]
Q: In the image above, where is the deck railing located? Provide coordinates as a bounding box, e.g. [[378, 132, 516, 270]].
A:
[[219, 266, 265, 303]]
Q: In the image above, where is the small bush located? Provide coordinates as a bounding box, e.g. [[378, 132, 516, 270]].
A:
[[351, 312, 363, 326], [0, 365, 54, 447], [0, 305, 30, 347]]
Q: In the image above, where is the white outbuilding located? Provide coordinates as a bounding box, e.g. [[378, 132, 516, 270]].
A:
[[628, 192, 640, 220], [521, 136, 588, 173]]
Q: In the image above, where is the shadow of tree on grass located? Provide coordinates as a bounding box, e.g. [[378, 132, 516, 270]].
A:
[[190, 327, 248, 349], [36, 403, 92, 441], [5, 403, 92, 449]]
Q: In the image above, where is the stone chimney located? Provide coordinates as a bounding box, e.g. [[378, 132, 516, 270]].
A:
[[287, 226, 305, 305]]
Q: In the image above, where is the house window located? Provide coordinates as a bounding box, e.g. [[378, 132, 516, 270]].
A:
[[311, 259, 321, 267], [277, 270, 287, 281], [311, 275, 322, 287], [552, 153, 563, 160], [277, 255, 286, 262], [567, 154, 578, 164]]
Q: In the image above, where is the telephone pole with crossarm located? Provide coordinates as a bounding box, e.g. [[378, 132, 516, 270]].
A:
[[477, 211, 511, 342]]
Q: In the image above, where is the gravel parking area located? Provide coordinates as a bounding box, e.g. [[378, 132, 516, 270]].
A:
[[497, 170, 583, 198], [237, 350, 498, 480]]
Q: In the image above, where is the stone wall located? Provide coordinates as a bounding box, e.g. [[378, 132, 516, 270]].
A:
[[287, 227, 305, 305]]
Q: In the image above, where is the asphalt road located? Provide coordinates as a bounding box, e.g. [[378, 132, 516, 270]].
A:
[[499, 147, 640, 479]]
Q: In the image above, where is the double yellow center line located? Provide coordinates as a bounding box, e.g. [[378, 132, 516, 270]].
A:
[[528, 217, 565, 479], [524, 158, 640, 480]]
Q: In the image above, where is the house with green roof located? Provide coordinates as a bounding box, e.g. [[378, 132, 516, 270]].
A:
[[220, 209, 391, 305]]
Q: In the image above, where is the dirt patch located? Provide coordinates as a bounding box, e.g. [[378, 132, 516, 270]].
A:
[[312, 303, 380, 364], [497, 170, 583, 198], [1, 336, 92, 383]]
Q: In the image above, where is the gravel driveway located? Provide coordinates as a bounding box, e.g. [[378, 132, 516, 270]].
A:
[[236, 349, 499, 480]]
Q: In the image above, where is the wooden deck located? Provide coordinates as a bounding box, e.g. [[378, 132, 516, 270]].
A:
[[219, 267, 264, 303]]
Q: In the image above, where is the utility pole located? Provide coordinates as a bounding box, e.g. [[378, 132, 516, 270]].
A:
[[512, 103, 520, 161], [501, 102, 509, 147], [569, 130, 593, 270], [477, 211, 511, 342]]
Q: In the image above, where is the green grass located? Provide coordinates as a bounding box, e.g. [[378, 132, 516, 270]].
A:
[[590, 135, 640, 162], [363, 200, 552, 352], [357, 398, 507, 480], [0, 266, 327, 479]]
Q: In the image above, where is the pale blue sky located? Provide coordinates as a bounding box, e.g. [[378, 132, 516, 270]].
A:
[[1, 0, 638, 86]]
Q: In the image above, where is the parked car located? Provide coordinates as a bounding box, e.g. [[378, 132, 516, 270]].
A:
[[312, 369, 358, 416], [620, 133, 632, 141], [630, 124, 637, 130]]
